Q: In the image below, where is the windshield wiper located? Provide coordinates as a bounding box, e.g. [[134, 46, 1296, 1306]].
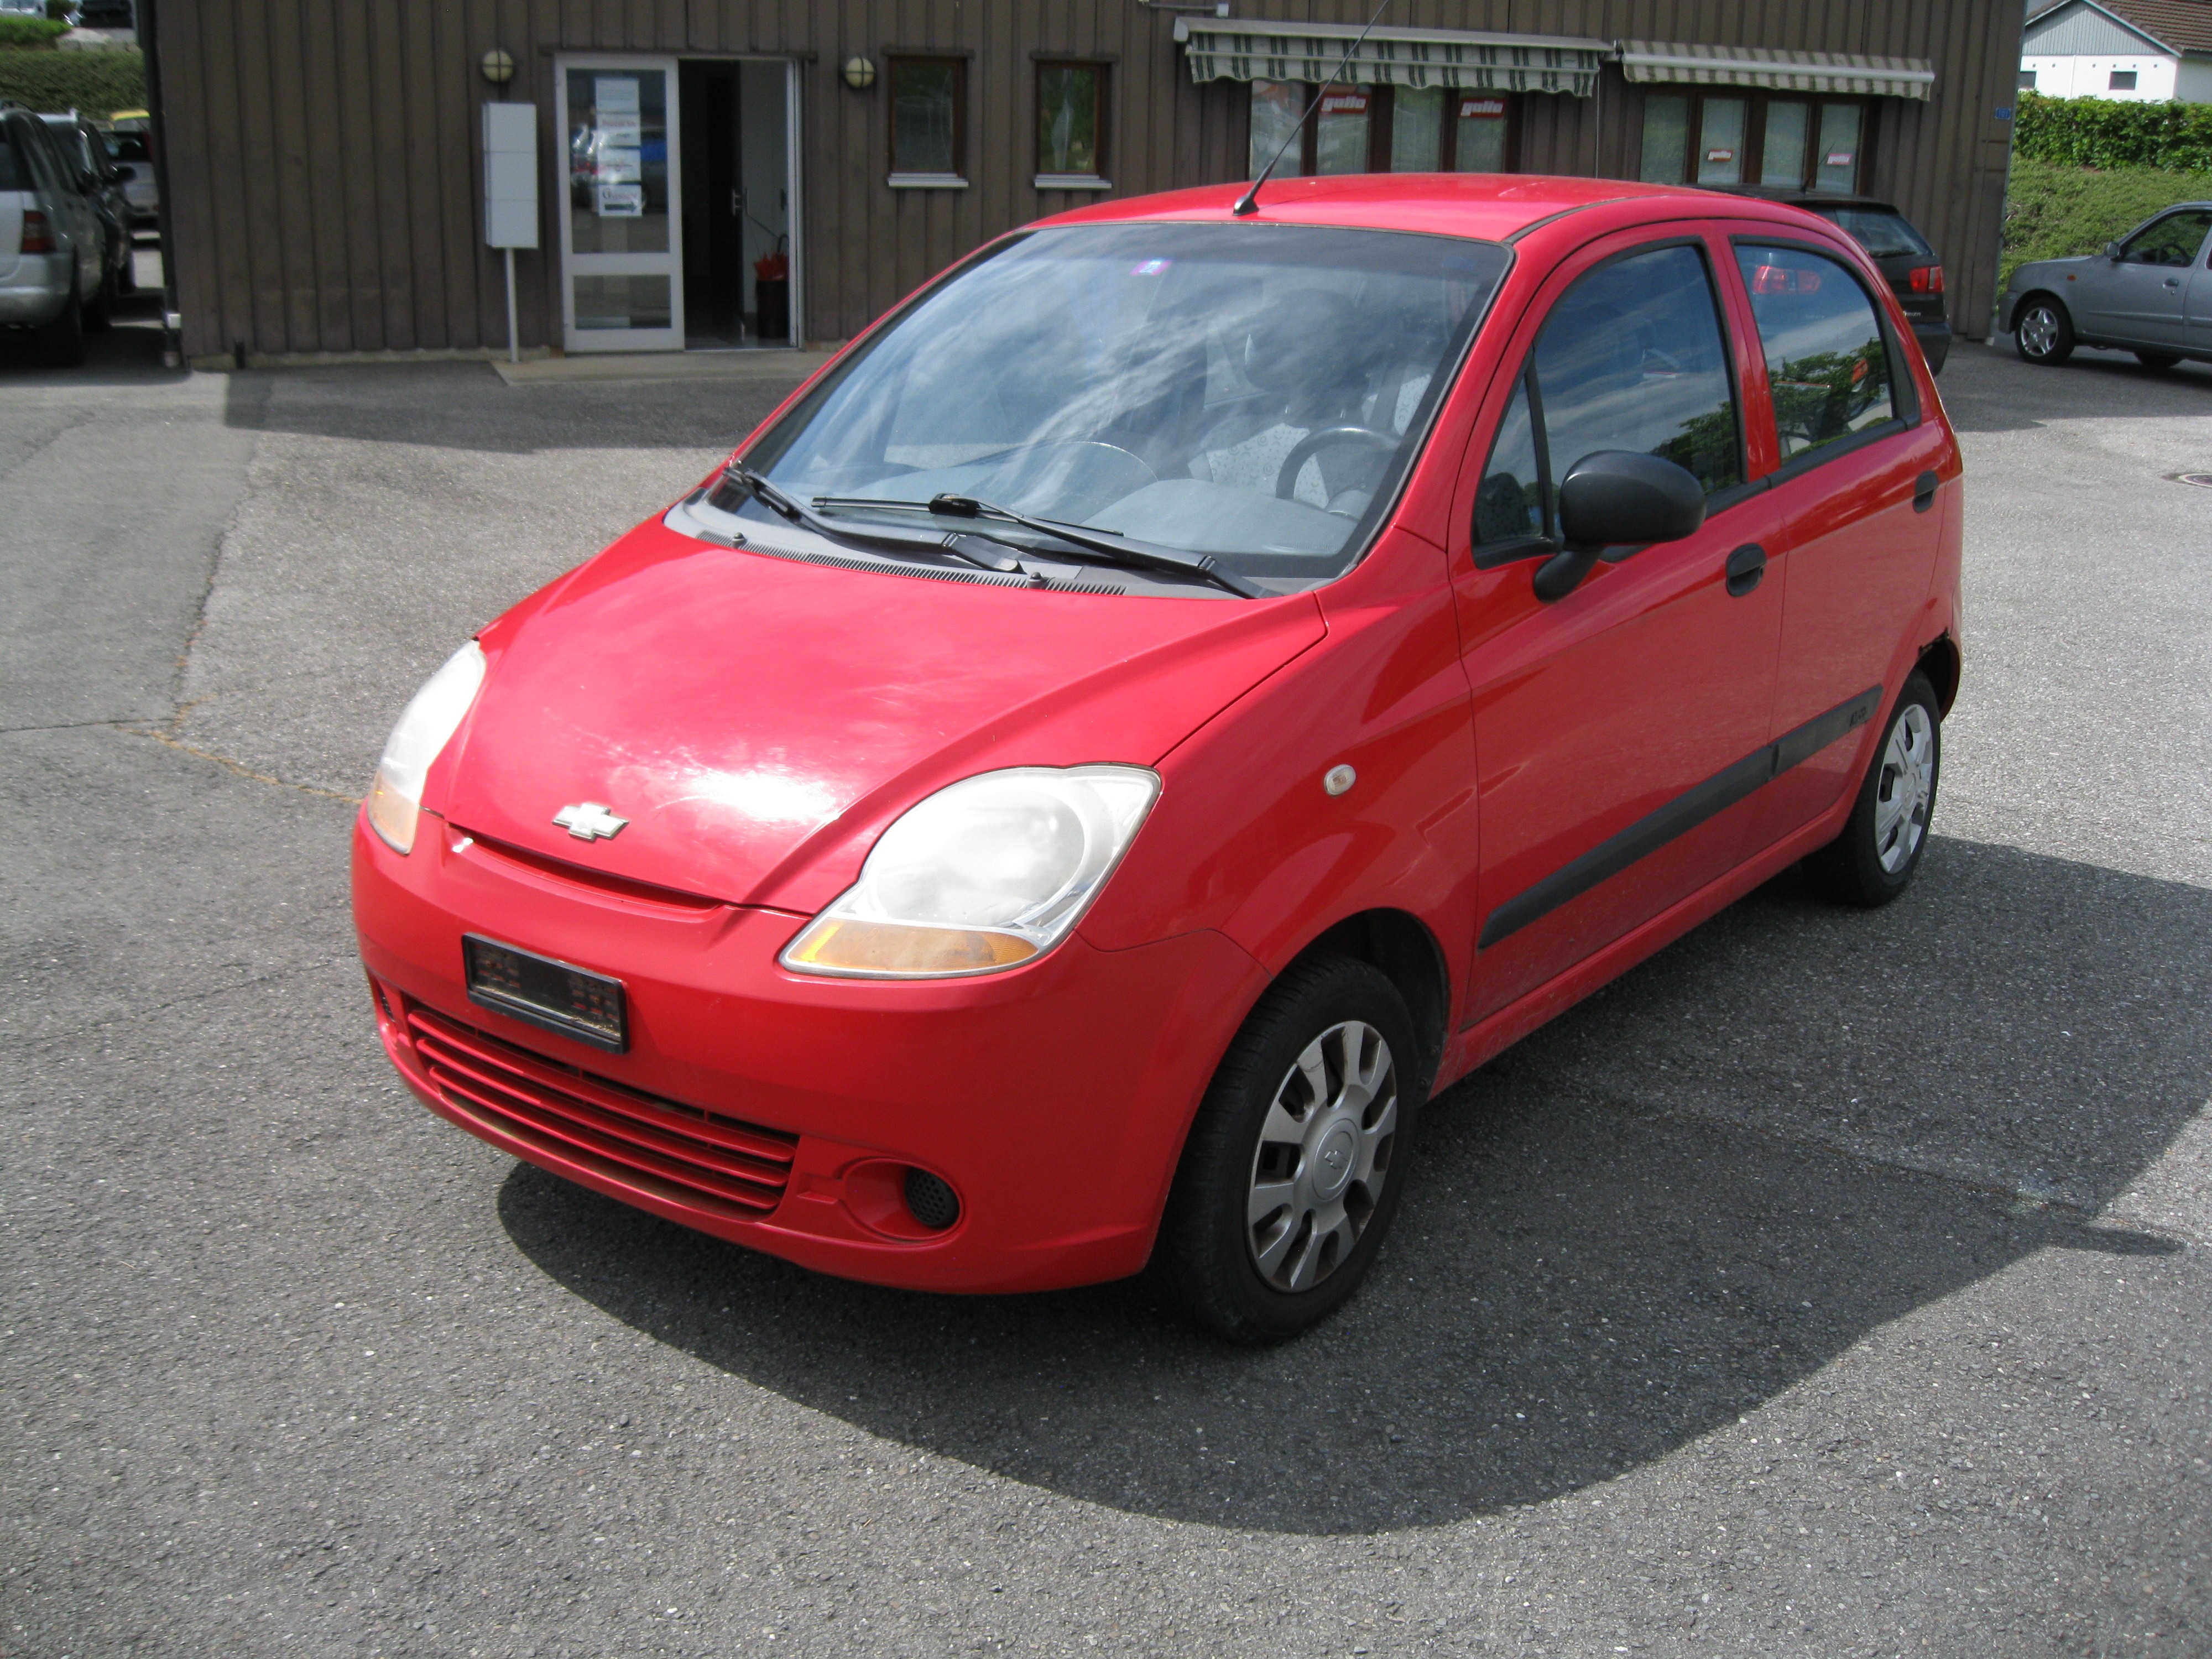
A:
[[811, 493, 1265, 599], [718, 464, 1029, 576]]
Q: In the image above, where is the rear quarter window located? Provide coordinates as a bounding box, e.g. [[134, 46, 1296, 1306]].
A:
[[0, 123, 25, 192], [1811, 208, 1931, 261]]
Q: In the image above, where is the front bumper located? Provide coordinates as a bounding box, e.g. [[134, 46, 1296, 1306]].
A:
[[352, 812, 1269, 1294]]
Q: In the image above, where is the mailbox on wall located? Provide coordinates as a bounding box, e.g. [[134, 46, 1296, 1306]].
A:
[[483, 102, 539, 249], [483, 102, 538, 361]]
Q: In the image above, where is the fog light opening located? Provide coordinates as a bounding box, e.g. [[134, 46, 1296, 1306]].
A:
[[904, 1167, 961, 1232]]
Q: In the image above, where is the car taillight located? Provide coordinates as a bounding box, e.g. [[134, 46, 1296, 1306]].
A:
[[19, 210, 55, 254], [1908, 265, 1945, 294]]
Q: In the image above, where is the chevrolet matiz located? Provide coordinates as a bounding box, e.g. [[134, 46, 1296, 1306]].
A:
[[352, 175, 1963, 1342]]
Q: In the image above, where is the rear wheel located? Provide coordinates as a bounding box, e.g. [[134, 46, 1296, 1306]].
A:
[[84, 260, 115, 332], [1802, 671, 1940, 907], [34, 285, 85, 367], [1148, 954, 1418, 1344], [2135, 349, 2181, 369], [2014, 298, 2074, 366]]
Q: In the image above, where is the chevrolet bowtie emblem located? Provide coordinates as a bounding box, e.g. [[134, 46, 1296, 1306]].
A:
[[553, 802, 628, 841]]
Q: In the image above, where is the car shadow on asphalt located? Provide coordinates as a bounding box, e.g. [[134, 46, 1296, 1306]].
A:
[[1943, 340, 2212, 433], [496, 837, 2203, 1536], [0, 291, 182, 387]]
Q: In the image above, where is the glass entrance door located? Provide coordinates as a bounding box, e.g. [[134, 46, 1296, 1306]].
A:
[[557, 57, 682, 351]]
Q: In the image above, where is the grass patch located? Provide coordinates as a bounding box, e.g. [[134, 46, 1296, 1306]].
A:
[[2002, 156, 2212, 288]]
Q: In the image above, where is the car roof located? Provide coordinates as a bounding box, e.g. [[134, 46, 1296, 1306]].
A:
[[1035, 173, 1830, 244]]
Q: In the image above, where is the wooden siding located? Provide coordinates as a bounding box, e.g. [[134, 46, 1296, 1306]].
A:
[[155, 0, 2026, 360]]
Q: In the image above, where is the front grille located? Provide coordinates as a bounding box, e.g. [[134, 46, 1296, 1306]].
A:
[[406, 1006, 796, 1218]]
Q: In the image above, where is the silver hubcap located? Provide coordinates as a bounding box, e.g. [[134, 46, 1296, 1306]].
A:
[[1874, 703, 1936, 874], [2020, 306, 2058, 357], [1246, 1021, 1397, 1293]]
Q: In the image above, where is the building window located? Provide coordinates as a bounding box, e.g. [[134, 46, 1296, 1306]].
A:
[[890, 59, 964, 183], [1640, 88, 1869, 194], [2110, 69, 2138, 90], [1251, 82, 1517, 177], [2019, 68, 2038, 90], [1036, 64, 1106, 183]]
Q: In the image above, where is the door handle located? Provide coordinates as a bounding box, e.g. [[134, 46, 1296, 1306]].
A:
[[1913, 470, 1939, 513], [1724, 543, 1766, 597], [2166, 277, 2182, 289]]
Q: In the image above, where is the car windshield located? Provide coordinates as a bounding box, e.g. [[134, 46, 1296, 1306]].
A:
[[1811, 207, 1932, 260], [744, 222, 1509, 586]]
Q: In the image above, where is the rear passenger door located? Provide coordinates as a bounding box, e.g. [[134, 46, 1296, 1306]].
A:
[[1726, 234, 1949, 848], [1453, 231, 1786, 1025]]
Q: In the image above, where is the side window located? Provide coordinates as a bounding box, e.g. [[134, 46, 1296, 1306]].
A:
[[1474, 375, 1546, 545], [1734, 243, 1896, 465], [2120, 211, 2212, 268], [1475, 242, 1741, 551]]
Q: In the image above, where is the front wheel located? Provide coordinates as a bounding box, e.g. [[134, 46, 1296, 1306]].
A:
[[1147, 954, 1418, 1343], [2014, 298, 2075, 366], [1802, 671, 1941, 907]]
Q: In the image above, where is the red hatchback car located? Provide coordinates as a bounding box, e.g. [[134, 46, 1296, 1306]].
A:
[[353, 175, 1961, 1342]]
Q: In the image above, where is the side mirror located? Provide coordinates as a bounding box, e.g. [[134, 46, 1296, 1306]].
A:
[[1532, 451, 1707, 602], [2104, 241, 2123, 260]]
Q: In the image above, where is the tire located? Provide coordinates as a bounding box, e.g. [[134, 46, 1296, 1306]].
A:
[[33, 286, 85, 368], [2014, 297, 2075, 366], [84, 260, 115, 332], [2135, 349, 2181, 369], [1147, 953, 1419, 1344], [1802, 671, 1941, 908]]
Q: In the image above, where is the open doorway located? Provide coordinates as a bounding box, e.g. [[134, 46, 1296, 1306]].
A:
[[677, 59, 793, 348]]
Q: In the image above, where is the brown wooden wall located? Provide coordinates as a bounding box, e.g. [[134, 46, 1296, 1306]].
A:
[[154, 0, 2026, 363]]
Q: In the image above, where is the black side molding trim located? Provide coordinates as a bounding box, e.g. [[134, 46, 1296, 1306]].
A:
[[1478, 683, 1884, 950]]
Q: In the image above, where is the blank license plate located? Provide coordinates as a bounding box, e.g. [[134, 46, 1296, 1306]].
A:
[[463, 935, 627, 1052]]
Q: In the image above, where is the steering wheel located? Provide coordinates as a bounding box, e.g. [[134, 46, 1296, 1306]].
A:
[[1275, 426, 1399, 501]]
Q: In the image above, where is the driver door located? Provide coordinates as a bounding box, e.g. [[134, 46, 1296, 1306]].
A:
[[1452, 229, 1786, 1026], [2077, 210, 2212, 347]]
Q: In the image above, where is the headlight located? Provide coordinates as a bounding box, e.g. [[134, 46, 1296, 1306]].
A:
[[364, 640, 487, 855], [780, 765, 1160, 978]]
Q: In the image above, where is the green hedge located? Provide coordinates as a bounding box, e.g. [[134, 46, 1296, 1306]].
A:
[[2013, 89, 2212, 171], [2001, 156, 2212, 286], [0, 18, 67, 47], [0, 45, 143, 114]]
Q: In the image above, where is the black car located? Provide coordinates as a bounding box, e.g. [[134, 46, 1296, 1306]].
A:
[[1720, 192, 1952, 372]]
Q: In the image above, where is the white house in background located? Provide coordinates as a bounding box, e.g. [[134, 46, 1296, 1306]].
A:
[[2021, 0, 2212, 100]]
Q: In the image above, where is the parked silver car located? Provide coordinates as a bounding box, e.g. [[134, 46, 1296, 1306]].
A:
[[2004, 203, 2212, 368], [103, 113, 156, 226], [44, 112, 133, 304], [1, 103, 113, 364]]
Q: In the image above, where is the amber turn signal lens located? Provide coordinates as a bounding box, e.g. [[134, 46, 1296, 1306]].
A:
[[782, 919, 1037, 976]]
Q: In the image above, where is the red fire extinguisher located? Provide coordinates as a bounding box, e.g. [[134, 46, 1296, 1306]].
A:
[[753, 233, 790, 342]]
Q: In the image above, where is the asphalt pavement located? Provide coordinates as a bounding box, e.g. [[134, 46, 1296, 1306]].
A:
[[4, 314, 2209, 1658]]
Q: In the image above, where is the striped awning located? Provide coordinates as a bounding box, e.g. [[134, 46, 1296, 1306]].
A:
[[1175, 17, 1609, 98], [1619, 41, 1935, 100]]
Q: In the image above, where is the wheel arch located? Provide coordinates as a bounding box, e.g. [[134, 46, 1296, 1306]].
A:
[[1290, 908, 1450, 1102], [1916, 633, 1961, 717]]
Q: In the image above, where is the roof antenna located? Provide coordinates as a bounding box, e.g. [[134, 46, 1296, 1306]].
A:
[[1232, 0, 1397, 218]]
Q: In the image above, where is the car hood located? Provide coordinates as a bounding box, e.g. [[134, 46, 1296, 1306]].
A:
[[437, 520, 1326, 912]]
